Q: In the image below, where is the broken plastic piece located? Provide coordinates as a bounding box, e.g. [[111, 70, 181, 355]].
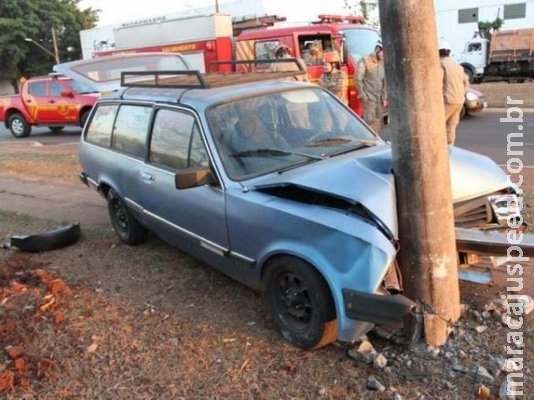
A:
[[10, 223, 81, 252]]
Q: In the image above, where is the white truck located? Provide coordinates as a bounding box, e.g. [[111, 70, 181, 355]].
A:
[[458, 27, 534, 83]]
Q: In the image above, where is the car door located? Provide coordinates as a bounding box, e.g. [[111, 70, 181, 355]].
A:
[[48, 79, 79, 123], [140, 107, 230, 266]]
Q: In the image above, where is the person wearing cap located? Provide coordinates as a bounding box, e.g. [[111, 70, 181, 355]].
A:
[[318, 51, 347, 102], [270, 44, 309, 81], [439, 38, 468, 145], [302, 42, 324, 66], [355, 40, 387, 133]]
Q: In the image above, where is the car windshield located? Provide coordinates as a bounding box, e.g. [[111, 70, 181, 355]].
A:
[[208, 87, 379, 180], [69, 80, 99, 94], [341, 27, 381, 64]]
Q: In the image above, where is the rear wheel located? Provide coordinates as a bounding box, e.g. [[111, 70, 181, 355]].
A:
[[263, 256, 337, 350], [107, 189, 148, 245], [8, 113, 31, 138]]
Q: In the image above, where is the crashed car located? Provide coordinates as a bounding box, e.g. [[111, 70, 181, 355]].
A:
[[76, 66, 524, 350]]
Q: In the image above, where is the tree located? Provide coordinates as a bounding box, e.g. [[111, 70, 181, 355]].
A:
[[0, 0, 99, 91], [477, 17, 504, 39], [343, 0, 380, 27]]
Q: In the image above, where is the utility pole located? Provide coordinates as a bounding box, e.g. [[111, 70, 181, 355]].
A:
[[377, 0, 460, 346], [51, 27, 60, 65]]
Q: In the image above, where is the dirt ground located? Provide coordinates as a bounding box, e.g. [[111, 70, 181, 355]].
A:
[[0, 129, 533, 399]]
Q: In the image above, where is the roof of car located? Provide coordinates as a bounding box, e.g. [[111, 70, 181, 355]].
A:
[[100, 66, 312, 108]]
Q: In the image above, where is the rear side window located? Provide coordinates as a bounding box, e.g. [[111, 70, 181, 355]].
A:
[[150, 108, 208, 170], [111, 105, 151, 157], [28, 82, 46, 96], [85, 104, 118, 146]]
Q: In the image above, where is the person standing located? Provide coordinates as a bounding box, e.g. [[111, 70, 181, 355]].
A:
[[355, 40, 387, 133], [318, 51, 346, 102], [439, 38, 468, 145]]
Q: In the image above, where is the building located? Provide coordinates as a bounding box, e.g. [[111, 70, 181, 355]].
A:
[[435, 0, 534, 58]]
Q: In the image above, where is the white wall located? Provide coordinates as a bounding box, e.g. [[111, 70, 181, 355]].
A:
[[434, 0, 534, 59]]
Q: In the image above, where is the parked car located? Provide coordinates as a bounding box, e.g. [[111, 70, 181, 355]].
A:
[[462, 87, 487, 118], [0, 73, 99, 138], [77, 66, 522, 350]]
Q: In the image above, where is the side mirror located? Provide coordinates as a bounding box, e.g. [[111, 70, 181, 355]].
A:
[[60, 90, 75, 98], [175, 166, 216, 189]]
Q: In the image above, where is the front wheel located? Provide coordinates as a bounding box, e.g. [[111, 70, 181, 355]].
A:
[[107, 189, 148, 245], [263, 256, 337, 350], [8, 113, 31, 138]]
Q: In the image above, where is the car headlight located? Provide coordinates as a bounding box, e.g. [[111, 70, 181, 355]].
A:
[[487, 194, 521, 225], [465, 91, 478, 101]]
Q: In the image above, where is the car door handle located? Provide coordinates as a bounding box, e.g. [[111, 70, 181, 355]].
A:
[[141, 172, 155, 182]]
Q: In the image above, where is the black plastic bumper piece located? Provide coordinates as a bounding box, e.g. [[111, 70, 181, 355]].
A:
[[342, 289, 416, 328], [10, 223, 81, 253]]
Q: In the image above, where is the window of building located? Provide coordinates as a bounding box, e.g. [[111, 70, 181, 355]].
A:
[[458, 8, 478, 24], [504, 3, 526, 19]]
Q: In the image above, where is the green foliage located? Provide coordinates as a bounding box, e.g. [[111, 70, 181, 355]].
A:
[[477, 18, 504, 39], [0, 0, 99, 88]]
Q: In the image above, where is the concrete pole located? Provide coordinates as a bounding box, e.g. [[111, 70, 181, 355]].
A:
[[377, 0, 461, 346], [51, 27, 60, 64]]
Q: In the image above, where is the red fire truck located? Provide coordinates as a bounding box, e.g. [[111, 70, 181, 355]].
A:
[[93, 14, 236, 72], [235, 15, 381, 115], [92, 14, 380, 115]]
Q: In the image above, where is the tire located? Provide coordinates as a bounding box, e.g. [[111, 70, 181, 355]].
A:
[[80, 109, 91, 128], [49, 126, 65, 133], [107, 189, 148, 245], [460, 104, 467, 119], [263, 256, 337, 350], [462, 66, 474, 84], [8, 113, 31, 138]]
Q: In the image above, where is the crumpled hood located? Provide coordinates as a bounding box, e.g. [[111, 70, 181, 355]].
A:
[[448, 146, 511, 201], [255, 145, 399, 235], [253, 144, 512, 236]]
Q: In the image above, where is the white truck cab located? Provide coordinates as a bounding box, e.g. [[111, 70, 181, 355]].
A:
[[458, 35, 489, 82]]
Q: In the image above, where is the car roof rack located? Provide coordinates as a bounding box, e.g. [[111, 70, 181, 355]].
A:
[[120, 59, 308, 89]]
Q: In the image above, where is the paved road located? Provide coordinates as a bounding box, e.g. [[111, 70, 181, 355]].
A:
[[381, 109, 534, 187]]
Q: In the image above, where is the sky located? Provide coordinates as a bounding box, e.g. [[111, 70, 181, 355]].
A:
[[78, 0, 351, 27]]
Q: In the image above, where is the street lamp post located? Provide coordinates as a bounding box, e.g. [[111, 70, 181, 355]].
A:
[[24, 28, 60, 64]]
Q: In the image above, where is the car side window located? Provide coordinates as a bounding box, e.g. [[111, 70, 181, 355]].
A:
[[85, 104, 118, 146], [150, 108, 208, 170], [50, 81, 63, 97], [111, 105, 151, 158], [27, 82, 46, 96]]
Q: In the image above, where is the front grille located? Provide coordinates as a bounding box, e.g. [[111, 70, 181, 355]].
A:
[[454, 195, 491, 228]]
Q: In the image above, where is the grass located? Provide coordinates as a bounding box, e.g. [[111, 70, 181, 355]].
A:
[[478, 80, 534, 108]]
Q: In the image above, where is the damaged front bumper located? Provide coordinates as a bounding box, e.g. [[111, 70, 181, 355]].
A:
[[342, 289, 416, 328]]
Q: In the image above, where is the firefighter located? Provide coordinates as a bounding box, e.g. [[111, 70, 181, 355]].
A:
[[270, 44, 308, 81], [318, 51, 347, 102], [439, 38, 468, 145], [355, 39, 387, 133]]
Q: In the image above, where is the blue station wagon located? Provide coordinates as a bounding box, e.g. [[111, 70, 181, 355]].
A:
[[78, 68, 524, 350]]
